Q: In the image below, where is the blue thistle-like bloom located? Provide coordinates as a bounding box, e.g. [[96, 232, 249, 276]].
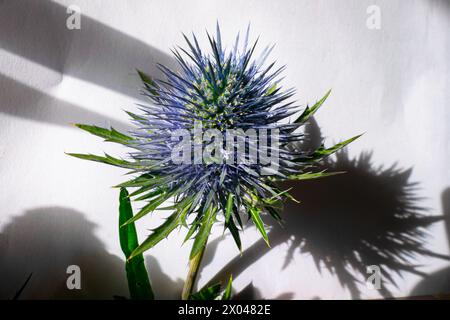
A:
[[70, 25, 359, 260]]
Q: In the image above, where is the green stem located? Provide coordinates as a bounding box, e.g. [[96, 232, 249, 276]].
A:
[[181, 240, 208, 300]]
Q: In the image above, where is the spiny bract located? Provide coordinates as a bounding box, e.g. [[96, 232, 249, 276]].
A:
[[69, 25, 360, 260]]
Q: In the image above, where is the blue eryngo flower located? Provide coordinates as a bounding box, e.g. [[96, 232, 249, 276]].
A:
[[69, 25, 360, 260]]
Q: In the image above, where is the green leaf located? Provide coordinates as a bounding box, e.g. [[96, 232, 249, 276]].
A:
[[190, 283, 221, 300], [249, 207, 270, 247], [266, 206, 283, 223], [221, 276, 233, 300], [263, 188, 293, 204], [128, 200, 192, 260], [134, 187, 167, 201], [190, 276, 233, 300], [294, 89, 331, 124], [121, 190, 174, 226], [118, 174, 177, 194], [266, 83, 277, 96], [119, 188, 139, 257], [119, 188, 154, 300], [225, 193, 234, 224], [125, 110, 146, 121], [137, 69, 159, 96], [288, 171, 345, 181], [183, 216, 201, 244], [115, 174, 156, 188], [190, 206, 217, 259], [306, 134, 363, 162], [66, 152, 142, 169], [74, 124, 133, 144], [225, 217, 242, 252]]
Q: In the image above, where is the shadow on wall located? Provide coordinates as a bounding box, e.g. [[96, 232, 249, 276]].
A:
[[0, 207, 129, 299], [410, 187, 450, 296], [0, 0, 176, 128], [145, 256, 184, 300], [0, 74, 130, 132], [190, 235, 295, 300], [206, 118, 449, 299], [231, 283, 294, 300], [0, 206, 276, 300]]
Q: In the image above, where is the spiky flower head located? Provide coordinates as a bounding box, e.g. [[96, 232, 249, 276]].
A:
[[70, 25, 359, 260]]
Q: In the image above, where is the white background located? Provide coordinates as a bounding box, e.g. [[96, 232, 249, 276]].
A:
[[1, 0, 449, 299]]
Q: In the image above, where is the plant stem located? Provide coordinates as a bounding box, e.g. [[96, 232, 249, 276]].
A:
[[181, 240, 208, 300]]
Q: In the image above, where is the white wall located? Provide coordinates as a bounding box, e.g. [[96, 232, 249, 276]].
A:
[[1, 0, 449, 299]]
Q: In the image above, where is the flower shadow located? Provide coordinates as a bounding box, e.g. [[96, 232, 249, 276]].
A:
[[206, 118, 449, 299]]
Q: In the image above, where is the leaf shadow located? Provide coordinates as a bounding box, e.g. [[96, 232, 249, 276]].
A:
[[145, 256, 184, 300], [0, 207, 127, 299], [0, 0, 176, 129], [409, 187, 450, 297]]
